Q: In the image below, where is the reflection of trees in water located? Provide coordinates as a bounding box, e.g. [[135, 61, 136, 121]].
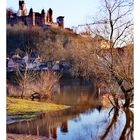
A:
[[119, 109, 133, 140], [100, 108, 119, 140], [74, 108, 133, 140], [7, 106, 94, 137], [100, 108, 133, 140], [54, 83, 101, 106], [7, 106, 133, 140]]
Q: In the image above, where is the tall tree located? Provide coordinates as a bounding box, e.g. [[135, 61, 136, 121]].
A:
[[70, 0, 134, 108]]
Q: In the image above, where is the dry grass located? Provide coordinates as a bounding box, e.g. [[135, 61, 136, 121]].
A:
[[7, 97, 66, 115]]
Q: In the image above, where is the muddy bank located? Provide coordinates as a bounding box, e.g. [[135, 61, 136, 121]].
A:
[[7, 133, 54, 140]]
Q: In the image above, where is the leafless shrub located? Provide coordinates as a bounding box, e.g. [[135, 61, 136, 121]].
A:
[[15, 68, 37, 98], [7, 83, 22, 97], [31, 71, 61, 100], [8, 70, 60, 100]]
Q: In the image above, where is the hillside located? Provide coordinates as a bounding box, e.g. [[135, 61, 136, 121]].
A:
[[7, 24, 94, 60]]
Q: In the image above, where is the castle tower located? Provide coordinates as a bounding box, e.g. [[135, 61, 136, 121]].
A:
[[19, 0, 24, 10], [28, 8, 35, 26], [57, 16, 64, 28], [41, 9, 46, 25], [46, 8, 53, 23], [17, 0, 28, 16]]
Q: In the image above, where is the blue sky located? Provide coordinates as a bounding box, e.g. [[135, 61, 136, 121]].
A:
[[6, 0, 100, 28]]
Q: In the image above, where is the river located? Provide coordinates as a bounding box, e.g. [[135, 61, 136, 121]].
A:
[[7, 79, 133, 140]]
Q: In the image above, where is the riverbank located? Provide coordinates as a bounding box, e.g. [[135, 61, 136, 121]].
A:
[[7, 97, 67, 115], [7, 133, 54, 140], [7, 97, 68, 139]]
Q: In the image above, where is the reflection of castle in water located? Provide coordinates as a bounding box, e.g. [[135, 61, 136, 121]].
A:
[[7, 105, 96, 139]]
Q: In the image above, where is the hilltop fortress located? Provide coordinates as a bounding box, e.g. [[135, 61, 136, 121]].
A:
[[7, 0, 64, 28]]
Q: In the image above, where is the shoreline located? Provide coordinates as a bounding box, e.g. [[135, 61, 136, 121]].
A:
[[7, 133, 54, 140]]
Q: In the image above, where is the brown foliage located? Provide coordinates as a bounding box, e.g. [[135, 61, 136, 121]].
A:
[[7, 71, 60, 100], [32, 71, 60, 99]]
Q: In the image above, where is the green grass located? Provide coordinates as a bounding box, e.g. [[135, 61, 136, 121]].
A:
[[7, 97, 67, 115]]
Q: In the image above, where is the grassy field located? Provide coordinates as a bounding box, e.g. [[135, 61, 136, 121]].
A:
[[7, 97, 67, 115]]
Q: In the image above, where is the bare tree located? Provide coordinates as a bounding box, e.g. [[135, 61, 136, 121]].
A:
[[16, 67, 37, 99], [95, 0, 133, 107], [69, 0, 133, 108]]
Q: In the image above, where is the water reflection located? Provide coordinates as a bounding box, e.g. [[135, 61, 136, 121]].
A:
[[54, 80, 98, 106], [60, 121, 68, 133], [73, 108, 133, 140], [7, 107, 133, 140], [7, 105, 96, 139], [7, 81, 133, 140], [119, 108, 133, 140], [100, 108, 133, 140], [100, 108, 120, 140]]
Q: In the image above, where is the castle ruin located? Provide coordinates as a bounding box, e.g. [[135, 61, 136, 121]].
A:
[[7, 0, 64, 28]]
